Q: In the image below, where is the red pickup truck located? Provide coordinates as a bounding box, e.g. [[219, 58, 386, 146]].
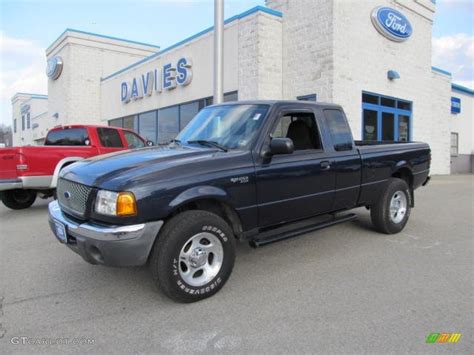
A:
[[0, 125, 149, 210]]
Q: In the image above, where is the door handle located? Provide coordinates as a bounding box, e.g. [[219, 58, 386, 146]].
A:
[[320, 161, 331, 170]]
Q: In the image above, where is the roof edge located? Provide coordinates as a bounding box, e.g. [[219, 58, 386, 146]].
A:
[[452, 83, 474, 96], [431, 66, 452, 76], [11, 93, 48, 102], [46, 28, 161, 54]]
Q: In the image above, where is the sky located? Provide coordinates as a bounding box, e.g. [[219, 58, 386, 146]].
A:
[[0, 0, 473, 127]]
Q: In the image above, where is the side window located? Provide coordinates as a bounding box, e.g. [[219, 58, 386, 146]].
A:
[[97, 128, 123, 148], [323, 109, 353, 151], [124, 131, 145, 149], [272, 112, 322, 151]]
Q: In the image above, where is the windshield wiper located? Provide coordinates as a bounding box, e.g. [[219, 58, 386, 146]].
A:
[[187, 140, 228, 152], [170, 139, 182, 145]]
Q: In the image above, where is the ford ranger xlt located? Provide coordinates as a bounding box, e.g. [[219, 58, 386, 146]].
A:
[[48, 101, 430, 302]]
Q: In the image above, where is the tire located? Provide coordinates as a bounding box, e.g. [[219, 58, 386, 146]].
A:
[[150, 210, 236, 303], [1, 189, 37, 210], [370, 178, 411, 234]]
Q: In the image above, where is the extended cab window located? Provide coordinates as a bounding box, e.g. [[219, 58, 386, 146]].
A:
[[97, 128, 123, 148], [45, 128, 89, 146], [124, 131, 145, 149], [324, 109, 353, 151], [272, 112, 322, 150]]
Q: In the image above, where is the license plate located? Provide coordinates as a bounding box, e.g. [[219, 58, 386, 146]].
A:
[[53, 219, 67, 243]]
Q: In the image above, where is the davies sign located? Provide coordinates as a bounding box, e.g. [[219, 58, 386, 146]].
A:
[[371, 7, 412, 42], [121, 57, 192, 103]]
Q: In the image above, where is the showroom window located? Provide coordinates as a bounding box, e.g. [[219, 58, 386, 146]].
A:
[[108, 91, 238, 145], [138, 111, 157, 143], [297, 94, 317, 102], [362, 92, 412, 142], [158, 106, 179, 144]]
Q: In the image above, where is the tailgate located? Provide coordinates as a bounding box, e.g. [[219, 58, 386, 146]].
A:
[[0, 148, 21, 180]]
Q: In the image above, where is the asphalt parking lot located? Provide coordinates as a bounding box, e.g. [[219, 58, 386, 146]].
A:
[[0, 175, 472, 353]]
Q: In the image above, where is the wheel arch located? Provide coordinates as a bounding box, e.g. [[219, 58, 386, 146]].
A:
[[49, 157, 84, 188], [391, 165, 414, 188], [167, 186, 244, 238]]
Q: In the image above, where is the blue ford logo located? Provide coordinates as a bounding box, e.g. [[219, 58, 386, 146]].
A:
[[371, 7, 412, 42], [64, 191, 71, 199]]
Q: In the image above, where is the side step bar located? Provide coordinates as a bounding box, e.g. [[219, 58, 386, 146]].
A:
[[249, 213, 358, 248]]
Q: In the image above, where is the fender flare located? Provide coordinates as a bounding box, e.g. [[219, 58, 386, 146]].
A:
[[168, 185, 230, 210], [392, 160, 413, 174], [49, 157, 84, 188]]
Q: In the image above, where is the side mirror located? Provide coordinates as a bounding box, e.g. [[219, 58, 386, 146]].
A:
[[264, 137, 294, 157], [146, 140, 154, 146]]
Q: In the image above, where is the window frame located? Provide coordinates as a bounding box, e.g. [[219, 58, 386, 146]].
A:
[[96, 127, 124, 148], [361, 91, 412, 142], [297, 94, 317, 102], [323, 109, 354, 152], [450, 132, 459, 157], [268, 109, 324, 155], [123, 130, 146, 149], [44, 128, 90, 146]]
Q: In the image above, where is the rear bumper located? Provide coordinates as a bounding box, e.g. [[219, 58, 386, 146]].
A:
[[48, 200, 163, 267], [0, 179, 23, 191], [0, 175, 53, 191]]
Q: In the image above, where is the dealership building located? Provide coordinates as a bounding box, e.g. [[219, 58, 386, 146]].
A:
[[11, 0, 474, 174]]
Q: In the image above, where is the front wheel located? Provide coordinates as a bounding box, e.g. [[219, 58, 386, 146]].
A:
[[149, 210, 236, 303], [1, 189, 37, 210], [370, 178, 411, 234]]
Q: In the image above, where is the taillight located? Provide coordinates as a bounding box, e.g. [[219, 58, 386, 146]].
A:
[[16, 153, 28, 171]]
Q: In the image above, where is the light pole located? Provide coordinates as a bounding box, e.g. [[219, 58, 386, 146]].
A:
[[213, 0, 224, 104]]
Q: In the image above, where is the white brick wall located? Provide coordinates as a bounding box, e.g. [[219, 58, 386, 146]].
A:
[[266, 0, 452, 174], [11, 95, 48, 146], [267, 0, 334, 102], [450, 89, 474, 155], [238, 13, 283, 100], [47, 30, 158, 126]]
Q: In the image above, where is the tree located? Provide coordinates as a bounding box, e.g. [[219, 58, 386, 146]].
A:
[[0, 124, 13, 146]]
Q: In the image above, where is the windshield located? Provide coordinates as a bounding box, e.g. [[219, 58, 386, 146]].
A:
[[176, 104, 269, 150]]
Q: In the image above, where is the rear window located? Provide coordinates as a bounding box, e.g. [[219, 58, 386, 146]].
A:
[[45, 128, 89, 146], [97, 128, 123, 148]]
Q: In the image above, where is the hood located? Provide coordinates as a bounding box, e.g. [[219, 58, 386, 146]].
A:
[[61, 145, 220, 190]]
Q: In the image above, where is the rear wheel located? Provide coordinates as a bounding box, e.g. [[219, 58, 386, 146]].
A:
[[370, 178, 411, 234], [149, 210, 236, 303], [1, 189, 37, 210]]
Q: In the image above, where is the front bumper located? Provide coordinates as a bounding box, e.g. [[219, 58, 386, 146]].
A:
[[48, 200, 163, 267]]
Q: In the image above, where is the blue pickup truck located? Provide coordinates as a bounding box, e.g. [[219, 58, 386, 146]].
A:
[[48, 101, 430, 302]]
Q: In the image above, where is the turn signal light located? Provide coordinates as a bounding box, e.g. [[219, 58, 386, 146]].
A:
[[116, 192, 137, 216]]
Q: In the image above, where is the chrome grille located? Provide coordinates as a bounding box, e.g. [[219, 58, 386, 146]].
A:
[[57, 179, 92, 217]]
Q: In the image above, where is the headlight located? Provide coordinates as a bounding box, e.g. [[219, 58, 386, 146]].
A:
[[95, 190, 137, 216]]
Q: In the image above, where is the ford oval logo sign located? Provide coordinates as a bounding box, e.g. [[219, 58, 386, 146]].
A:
[[371, 7, 412, 42], [64, 191, 71, 199]]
